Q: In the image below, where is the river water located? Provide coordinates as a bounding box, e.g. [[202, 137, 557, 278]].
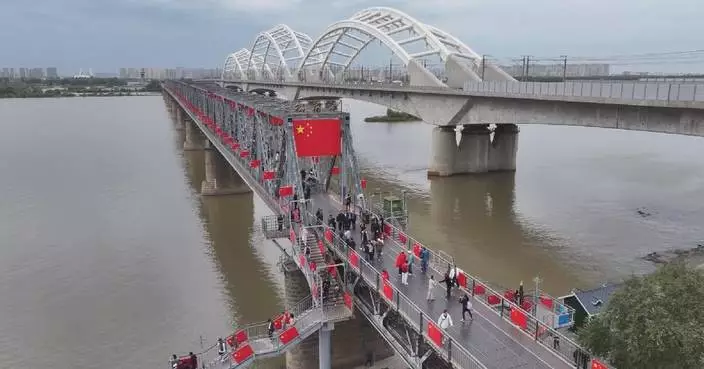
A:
[[0, 96, 702, 369]]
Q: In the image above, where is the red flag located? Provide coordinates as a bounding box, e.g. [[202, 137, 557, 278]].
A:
[[457, 272, 468, 288], [331, 166, 341, 175], [240, 150, 250, 158], [279, 186, 294, 197], [263, 171, 275, 180], [382, 280, 393, 301], [591, 359, 609, 369], [292, 118, 342, 157], [511, 308, 528, 330], [279, 326, 300, 345], [232, 344, 254, 364], [348, 249, 360, 269], [270, 116, 284, 126], [249, 159, 260, 168], [324, 228, 333, 243], [398, 232, 407, 244], [361, 179, 367, 189], [427, 322, 443, 347], [412, 242, 421, 258], [344, 292, 353, 309]]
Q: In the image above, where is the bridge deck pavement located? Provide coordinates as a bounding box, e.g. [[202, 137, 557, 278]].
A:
[[309, 193, 573, 369]]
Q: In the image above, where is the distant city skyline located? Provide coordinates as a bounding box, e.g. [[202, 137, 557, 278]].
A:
[[1, 0, 702, 73]]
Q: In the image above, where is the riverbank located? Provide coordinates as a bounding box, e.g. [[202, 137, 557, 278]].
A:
[[364, 108, 420, 122]]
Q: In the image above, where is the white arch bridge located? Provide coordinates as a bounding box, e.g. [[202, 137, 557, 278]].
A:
[[221, 7, 514, 88]]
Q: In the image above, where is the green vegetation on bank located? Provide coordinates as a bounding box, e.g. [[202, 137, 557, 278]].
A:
[[364, 108, 420, 122], [577, 263, 704, 369], [0, 78, 161, 98]]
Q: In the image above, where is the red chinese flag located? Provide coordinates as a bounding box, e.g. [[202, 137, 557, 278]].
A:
[[324, 228, 333, 243], [279, 326, 300, 345], [226, 335, 235, 347], [382, 280, 393, 301], [230, 142, 240, 151], [360, 179, 367, 189], [487, 294, 500, 305], [279, 185, 293, 197], [330, 166, 341, 175], [263, 171, 275, 180], [348, 249, 360, 269], [474, 284, 486, 295], [383, 223, 391, 236], [232, 344, 254, 364], [327, 264, 337, 277], [398, 232, 407, 244], [240, 150, 250, 158], [412, 242, 421, 258], [249, 159, 260, 168], [591, 359, 609, 369], [270, 116, 284, 126], [427, 322, 443, 347], [510, 308, 528, 330], [289, 229, 296, 244], [344, 292, 353, 309], [457, 272, 468, 288], [299, 254, 306, 268], [540, 295, 554, 309], [292, 119, 342, 157]]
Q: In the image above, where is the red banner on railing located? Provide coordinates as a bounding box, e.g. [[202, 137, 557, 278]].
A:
[[382, 280, 393, 301], [230, 142, 240, 151], [457, 272, 468, 288], [324, 228, 333, 243], [289, 229, 296, 244], [299, 254, 306, 268], [249, 159, 260, 168], [344, 292, 353, 309], [240, 150, 250, 158], [540, 295, 554, 309], [427, 322, 443, 347], [591, 359, 609, 369], [360, 178, 367, 189], [474, 284, 486, 295], [279, 185, 294, 197], [511, 308, 528, 330], [279, 326, 300, 345], [348, 249, 360, 269], [270, 116, 284, 126], [331, 166, 341, 175], [383, 223, 391, 236], [398, 232, 407, 244], [273, 314, 285, 330], [232, 344, 254, 364], [263, 170, 275, 180], [487, 294, 500, 305], [235, 329, 248, 344]]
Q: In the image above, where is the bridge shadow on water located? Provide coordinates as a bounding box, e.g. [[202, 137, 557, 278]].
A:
[[358, 170, 584, 294], [172, 123, 286, 369]]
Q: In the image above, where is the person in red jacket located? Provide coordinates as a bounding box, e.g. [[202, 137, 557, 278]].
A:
[[395, 252, 407, 276]]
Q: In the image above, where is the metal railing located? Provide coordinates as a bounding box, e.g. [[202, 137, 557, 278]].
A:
[[464, 80, 704, 103]]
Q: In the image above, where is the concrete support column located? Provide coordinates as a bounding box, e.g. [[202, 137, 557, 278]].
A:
[[183, 120, 203, 150], [284, 263, 318, 369], [489, 124, 519, 171], [200, 147, 251, 196], [456, 124, 491, 174], [427, 126, 458, 177], [319, 323, 333, 369], [175, 107, 183, 122]]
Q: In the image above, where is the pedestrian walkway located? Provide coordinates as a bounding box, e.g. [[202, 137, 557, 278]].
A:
[[306, 192, 576, 369]]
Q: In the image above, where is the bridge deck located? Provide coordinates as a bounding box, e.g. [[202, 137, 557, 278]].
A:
[[309, 193, 572, 369]]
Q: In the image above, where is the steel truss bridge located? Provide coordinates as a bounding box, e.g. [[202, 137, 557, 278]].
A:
[[162, 80, 612, 369]]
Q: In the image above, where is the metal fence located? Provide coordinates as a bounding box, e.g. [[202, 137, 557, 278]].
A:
[[464, 80, 704, 103]]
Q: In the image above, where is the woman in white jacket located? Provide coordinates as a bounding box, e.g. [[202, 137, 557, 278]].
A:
[[437, 309, 453, 330]]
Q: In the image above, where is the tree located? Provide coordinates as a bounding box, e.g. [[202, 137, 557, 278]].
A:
[[578, 263, 704, 369]]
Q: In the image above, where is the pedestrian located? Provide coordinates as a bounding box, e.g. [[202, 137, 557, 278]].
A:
[[427, 275, 436, 301], [189, 352, 197, 369], [420, 247, 430, 273], [288, 313, 295, 326], [395, 251, 407, 276], [439, 272, 453, 299], [328, 214, 336, 230], [170, 354, 179, 369], [361, 229, 368, 245], [375, 238, 384, 260], [304, 244, 311, 261], [316, 209, 324, 225], [460, 293, 473, 321], [437, 309, 454, 330], [407, 251, 415, 275], [217, 337, 227, 356], [345, 193, 352, 212], [401, 261, 409, 285], [518, 281, 525, 305], [267, 318, 274, 338], [350, 211, 357, 230], [381, 269, 390, 281]]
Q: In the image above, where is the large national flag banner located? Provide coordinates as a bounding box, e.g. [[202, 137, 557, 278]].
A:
[[292, 119, 342, 157]]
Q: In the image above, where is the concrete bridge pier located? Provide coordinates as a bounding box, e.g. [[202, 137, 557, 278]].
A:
[[284, 263, 319, 369], [200, 145, 251, 196], [489, 124, 519, 171], [183, 120, 204, 150], [428, 126, 458, 177], [456, 124, 491, 174]]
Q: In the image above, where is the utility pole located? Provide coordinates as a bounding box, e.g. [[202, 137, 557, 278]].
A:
[[525, 56, 531, 80], [520, 56, 527, 82], [389, 58, 393, 82], [561, 55, 568, 81], [481, 55, 487, 80]]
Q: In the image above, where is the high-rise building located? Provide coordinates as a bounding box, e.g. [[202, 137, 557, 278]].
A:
[[9, 68, 15, 79], [1, 68, 9, 78], [29, 68, 44, 79], [19, 68, 27, 78], [46, 67, 58, 79]]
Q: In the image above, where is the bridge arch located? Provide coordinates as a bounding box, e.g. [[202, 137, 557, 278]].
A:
[[246, 24, 316, 80], [222, 48, 253, 80], [295, 7, 513, 85]]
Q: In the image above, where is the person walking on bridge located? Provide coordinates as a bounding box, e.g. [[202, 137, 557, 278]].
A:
[[437, 309, 454, 331], [395, 251, 407, 276], [427, 275, 436, 301], [439, 272, 453, 300], [420, 247, 430, 274], [460, 293, 473, 322], [327, 214, 336, 231]]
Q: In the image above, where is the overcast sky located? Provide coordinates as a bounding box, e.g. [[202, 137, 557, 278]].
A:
[[1, 0, 702, 73]]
